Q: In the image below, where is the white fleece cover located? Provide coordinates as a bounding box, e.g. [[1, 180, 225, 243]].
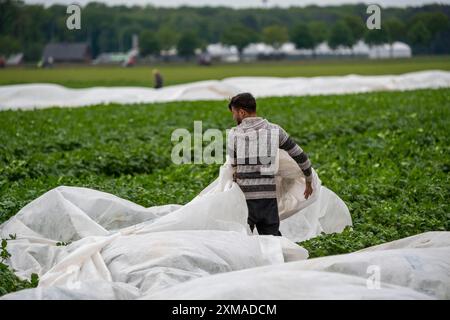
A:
[[0, 70, 449, 110], [0, 151, 448, 300]]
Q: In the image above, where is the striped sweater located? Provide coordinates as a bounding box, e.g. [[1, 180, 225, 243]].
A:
[[227, 117, 312, 200]]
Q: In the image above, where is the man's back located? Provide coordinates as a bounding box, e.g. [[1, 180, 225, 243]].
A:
[[226, 92, 313, 236], [227, 117, 313, 200]]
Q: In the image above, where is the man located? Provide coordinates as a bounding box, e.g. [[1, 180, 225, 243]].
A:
[[153, 69, 163, 89], [227, 92, 313, 236]]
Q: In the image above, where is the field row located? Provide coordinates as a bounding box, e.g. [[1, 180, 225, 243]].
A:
[[1, 56, 449, 88], [1, 89, 449, 257]]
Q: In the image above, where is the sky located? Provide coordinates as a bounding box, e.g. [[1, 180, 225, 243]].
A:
[[23, 0, 450, 8]]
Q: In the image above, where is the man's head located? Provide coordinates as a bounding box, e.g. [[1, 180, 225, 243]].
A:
[[228, 92, 257, 125]]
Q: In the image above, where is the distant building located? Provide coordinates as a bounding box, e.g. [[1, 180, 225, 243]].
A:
[[368, 42, 412, 59], [206, 43, 239, 62], [42, 42, 91, 63]]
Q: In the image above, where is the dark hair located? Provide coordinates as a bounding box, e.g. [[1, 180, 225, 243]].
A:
[[228, 92, 256, 112]]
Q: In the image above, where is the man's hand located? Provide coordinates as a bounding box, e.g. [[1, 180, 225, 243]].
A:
[[304, 181, 313, 199]]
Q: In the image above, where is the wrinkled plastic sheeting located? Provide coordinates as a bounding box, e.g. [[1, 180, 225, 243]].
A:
[[2, 150, 448, 299], [4, 232, 449, 300], [143, 232, 450, 300], [199, 150, 352, 243], [1, 70, 450, 110], [3, 151, 343, 299]]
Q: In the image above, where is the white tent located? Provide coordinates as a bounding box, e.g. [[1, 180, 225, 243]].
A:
[[242, 41, 411, 59], [369, 41, 412, 59], [206, 43, 239, 62], [204, 41, 412, 61], [314, 42, 334, 55], [314, 41, 368, 56], [243, 42, 276, 56], [352, 40, 371, 55]]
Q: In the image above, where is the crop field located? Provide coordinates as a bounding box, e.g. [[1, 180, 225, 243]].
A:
[[0, 56, 450, 88], [1, 88, 449, 295]]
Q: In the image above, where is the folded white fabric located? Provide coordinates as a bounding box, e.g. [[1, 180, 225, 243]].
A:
[[1, 70, 449, 110], [143, 233, 450, 300], [1, 150, 448, 299]]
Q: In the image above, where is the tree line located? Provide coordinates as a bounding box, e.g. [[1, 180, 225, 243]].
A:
[[0, 0, 449, 61]]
